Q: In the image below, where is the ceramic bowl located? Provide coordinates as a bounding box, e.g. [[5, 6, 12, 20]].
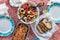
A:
[[17, 2, 40, 24]]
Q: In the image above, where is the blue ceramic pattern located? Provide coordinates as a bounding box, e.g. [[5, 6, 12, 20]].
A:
[[47, 2, 60, 23], [0, 15, 15, 36], [33, 38, 40, 40]]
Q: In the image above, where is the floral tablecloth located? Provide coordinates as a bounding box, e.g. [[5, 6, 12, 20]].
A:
[[0, 0, 60, 40]]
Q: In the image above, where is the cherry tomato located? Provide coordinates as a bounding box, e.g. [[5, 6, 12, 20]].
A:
[[25, 9, 28, 13], [22, 3, 28, 9], [31, 10, 37, 15]]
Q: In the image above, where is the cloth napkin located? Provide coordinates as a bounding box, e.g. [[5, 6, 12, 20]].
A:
[[0, 3, 8, 15]]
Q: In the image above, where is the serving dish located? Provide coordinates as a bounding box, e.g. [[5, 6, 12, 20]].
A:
[[18, 2, 39, 24], [12, 22, 29, 40], [47, 2, 60, 23], [0, 15, 15, 36]]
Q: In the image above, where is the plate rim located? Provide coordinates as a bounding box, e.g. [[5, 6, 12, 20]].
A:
[[47, 2, 60, 23], [0, 15, 15, 36]]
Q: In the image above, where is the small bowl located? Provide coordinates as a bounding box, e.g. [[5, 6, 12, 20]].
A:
[[9, 0, 28, 7], [17, 2, 40, 24]]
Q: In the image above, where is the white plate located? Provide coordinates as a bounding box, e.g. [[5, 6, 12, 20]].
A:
[[47, 2, 60, 23], [0, 15, 15, 36], [9, 0, 28, 7], [30, 14, 58, 40]]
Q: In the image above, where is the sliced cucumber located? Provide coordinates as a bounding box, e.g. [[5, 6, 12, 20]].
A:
[[32, 17, 36, 21], [19, 14, 24, 18]]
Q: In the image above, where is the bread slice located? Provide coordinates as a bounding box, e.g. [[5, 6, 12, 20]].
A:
[[40, 22, 48, 33], [37, 25, 44, 34], [37, 22, 48, 34], [37, 18, 52, 34], [41, 18, 52, 29]]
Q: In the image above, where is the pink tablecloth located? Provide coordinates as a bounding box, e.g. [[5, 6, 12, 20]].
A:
[[0, 0, 60, 40]]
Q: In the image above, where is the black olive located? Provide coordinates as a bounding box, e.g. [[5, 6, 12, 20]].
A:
[[40, 11, 43, 15], [32, 6, 36, 10]]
